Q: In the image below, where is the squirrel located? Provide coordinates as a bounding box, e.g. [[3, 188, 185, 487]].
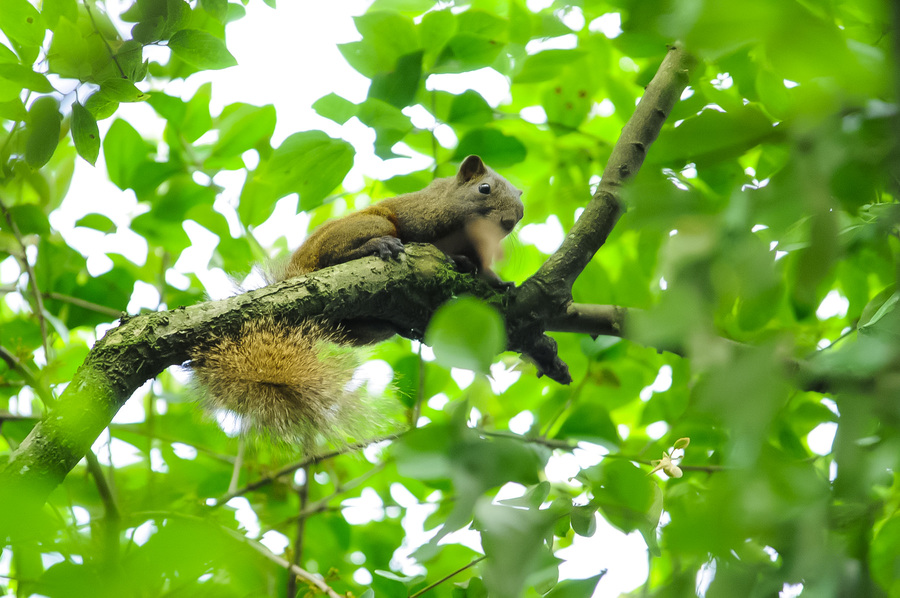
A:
[[189, 155, 524, 444]]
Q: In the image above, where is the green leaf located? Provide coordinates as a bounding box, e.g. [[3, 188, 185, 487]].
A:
[[556, 402, 620, 447], [115, 40, 148, 81], [25, 96, 61, 169], [356, 98, 413, 159], [210, 103, 276, 160], [41, 0, 77, 28], [338, 11, 419, 78], [168, 29, 237, 70], [312, 93, 357, 125], [45, 15, 90, 80], [436, 33, 505, 73], [0, 43, 17, 63], [75, 213, 115, 232], [200, 0, 228, 22], [426, 297, 506, 374], [859, 289, 898, 331], [447, 90, 493, 125], [543, 573, 605, 598], [8, 203, 50, 235], [181, 82, 213, 142], [103, 119, 152, 190], [71, 102, 101, 165], [243, 130, 354, 222], [514, 49, 586, 84], [453, 129, 526, 168], [478, 502, 557, 598], [99, 79, 150, 104], [0, 64, 53, 92], [146, 91, 186, 124], [369, 0, 435, 10], [0, 98, 26, 120], [580, 460, 656, 533], [368, 50, 423, 109], [0, 0, 46, 49], [570, 505, 598, 538], [871, 515, 900, 595], [649, 104, 778, 165], [84, 90, 119, 120], [419, 9, 455, 62]]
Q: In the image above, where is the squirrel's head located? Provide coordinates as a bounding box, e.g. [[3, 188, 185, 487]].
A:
[[456, 155, 524, 236]]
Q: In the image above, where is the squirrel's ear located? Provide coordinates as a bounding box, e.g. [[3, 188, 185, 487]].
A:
[[457, 155, 487, 184]]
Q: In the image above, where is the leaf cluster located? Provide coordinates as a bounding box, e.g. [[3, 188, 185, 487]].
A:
[[1, 0, 900, 597]]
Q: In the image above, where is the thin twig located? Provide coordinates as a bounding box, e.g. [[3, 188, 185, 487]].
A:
[[409, 555, 487, 598], [83, 451, 120, 521], [111, 424, 236, 465], [232, 527, 343, 598], [0, 411, 35, 422], [84, 450, 121, 560], [0, 344, 54, 408], [131, 510, 344, 598], [0, 118, 24, 166], [82, 0, 127, 79], [480, 429, 574, 451], [213, 433, 400, 505], [286, 463, 310, 598], [602, 452, 726, 472], [271, 464, 387, 532], [539, 375, 589, 439], [227, 435, 245, 494], [481, 429, 728, 473], [0, 196, 50, 360], [45, 292, 124, 319], [411, 342, 425, 426]]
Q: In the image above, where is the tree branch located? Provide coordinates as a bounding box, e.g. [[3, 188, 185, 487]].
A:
[[545, 303, 629, 336], [2, 246, 473, 523], [531, 45, 696, 292], [507, 45, 697, 383], [0, 48, 700, 526]]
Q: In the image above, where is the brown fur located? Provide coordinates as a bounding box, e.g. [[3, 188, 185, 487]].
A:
[[285, 155, 524, 281], [191, 318, 368, 444], [190, 156, 523, 445]]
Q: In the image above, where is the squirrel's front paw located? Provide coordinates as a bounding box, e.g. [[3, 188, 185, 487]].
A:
[[450, 254, 478, 273], [370, 236, 405, 260]]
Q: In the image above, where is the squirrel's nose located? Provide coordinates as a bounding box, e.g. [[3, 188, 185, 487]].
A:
[[500, 215, 517, 232]]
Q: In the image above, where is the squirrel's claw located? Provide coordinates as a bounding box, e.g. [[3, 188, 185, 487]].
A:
[[370, 236, 405, 261]]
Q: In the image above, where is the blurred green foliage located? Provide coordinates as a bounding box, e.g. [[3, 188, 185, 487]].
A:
[[1, 0, 899, 597]]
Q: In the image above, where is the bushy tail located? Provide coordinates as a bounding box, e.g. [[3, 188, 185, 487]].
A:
[[190, 317, 370, 445]]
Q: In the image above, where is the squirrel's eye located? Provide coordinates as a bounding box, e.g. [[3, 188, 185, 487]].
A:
[[478, 183, 491, 194]]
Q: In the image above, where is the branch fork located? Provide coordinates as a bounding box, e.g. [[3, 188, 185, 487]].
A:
[[0, 45, 698, 520]]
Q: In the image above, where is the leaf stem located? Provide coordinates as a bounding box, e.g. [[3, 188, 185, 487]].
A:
[[409, 555, 487, 598], [82, 0, 127, 79]]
